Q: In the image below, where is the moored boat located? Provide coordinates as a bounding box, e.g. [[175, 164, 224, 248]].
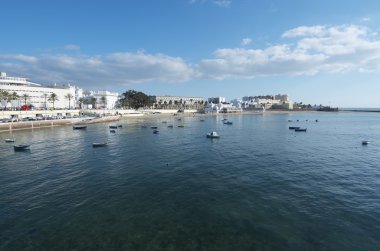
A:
[[92, 142, 108, 147], [5, 138, 15, 143], [14, 144, 30, 150], [110, 129, 116, 133], [295, 128, 307, 132], [362, 140, 370, 145], [153, 129, 159, 134], [109, 125, 118, 129], [289, 126, 300, 130], [73, 125, 87, 130], [177, 125, 184, 128], [223, 121, 233, 125], [206, 132, 220, 138]]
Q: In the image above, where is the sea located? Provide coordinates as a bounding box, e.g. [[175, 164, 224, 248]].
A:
[[0, 112, 379, 251]]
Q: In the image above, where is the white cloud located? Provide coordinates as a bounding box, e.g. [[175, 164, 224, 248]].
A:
[[2, 24, 380, 87], [64, 44, 81, 51], [200, 25, 380, 79], [240, 38, 252, 46], [361, 17, 371, 22], [0, 52, 198, 89], [189, 0, 231, 8], [213, 0, 231, 8]]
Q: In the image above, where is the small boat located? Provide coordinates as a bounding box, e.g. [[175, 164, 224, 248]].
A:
[[110, 129, 116, 133], [177, 125, 184, 128], [206, 132, 220, 138], [295, 128, 307, 132], [177, 118, 182, 121], [14, 144, 30, 150], [168, 125, 174, 128], [200, 119, 205, 122], [92, 142, 108, 147], [362, 141, 370, 145], [223, 121, 233, 125], [222, 118, 228, 121], [109, 125, 118, 129], [117, 125, 123, 128], [73, 125, 87, 130], [315, 120, 319, 122], [289, 126, 300, 130], [5, 138, 15, 143], [151, 126, 158, 129], [153, 129, 159, 134]]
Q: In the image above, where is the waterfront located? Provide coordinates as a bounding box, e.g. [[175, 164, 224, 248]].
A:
[[1, 112, 380, 250]]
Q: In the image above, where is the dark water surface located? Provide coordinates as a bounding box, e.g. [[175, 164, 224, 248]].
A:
[[1, 112, 379, 250]]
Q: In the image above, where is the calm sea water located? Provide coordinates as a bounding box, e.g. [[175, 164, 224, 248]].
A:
[[1, 112, 379, 251]]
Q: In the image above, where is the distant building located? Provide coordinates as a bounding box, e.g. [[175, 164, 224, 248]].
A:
[[241, 94, 293, 110], [89, 90, 120, 109], [208, 97, 226, 104], [0, 72, 76, 109], [152, 95, 204, 109]]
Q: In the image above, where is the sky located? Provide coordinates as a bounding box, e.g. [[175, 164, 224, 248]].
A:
[[1, 0, 380, 107]]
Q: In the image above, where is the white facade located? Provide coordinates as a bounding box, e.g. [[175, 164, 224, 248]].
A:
[[0, 72, 76, 109], [90, 90, 119, 109], [154, 95, 203, 104]]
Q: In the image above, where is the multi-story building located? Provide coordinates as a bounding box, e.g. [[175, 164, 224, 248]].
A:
[[208, 97, 226, 104], [152, 95, 204, 109], [89, 90, 120, 109], [0, 72, 76, 109]]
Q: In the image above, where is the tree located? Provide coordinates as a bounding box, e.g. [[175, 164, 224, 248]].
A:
[[11, 92, 20, 110], [22, 94, 30, 105], [100, 96, 107, 108], [0, 90, 10, 110], [90, 97, 97, 109], [65, 93, 74, 109], [48, 93, 58, 109], [42, 93, 49, 109], [119, 90, 153, 110], [78, 97, 84, 109]]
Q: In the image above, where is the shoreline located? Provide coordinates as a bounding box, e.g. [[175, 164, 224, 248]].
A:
[[0, 109, 369, 133]]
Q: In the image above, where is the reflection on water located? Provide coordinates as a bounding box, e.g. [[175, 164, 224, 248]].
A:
[[1, 112, 380, 250]]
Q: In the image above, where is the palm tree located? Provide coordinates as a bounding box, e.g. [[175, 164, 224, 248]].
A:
[[78, 97, 84, 109], [48, 93, 58, 109], [90, 97, 97, 109], [22, 94, 30, 105], [42, 93, 49, 109], [100, 96, 107, 108], [0, 90, 10, 110], [65, 93, 74, 109], [11, 92, 20, 110]]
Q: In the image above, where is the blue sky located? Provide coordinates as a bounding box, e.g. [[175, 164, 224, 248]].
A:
[[1, 0, 380, 107]]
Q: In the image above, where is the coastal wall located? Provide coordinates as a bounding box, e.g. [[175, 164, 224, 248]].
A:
[[0, 109, 81, 119], [0, 115, 120, 132]]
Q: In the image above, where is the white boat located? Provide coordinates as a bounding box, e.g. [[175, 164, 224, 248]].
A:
[[362, 140, 370, 145], [5, 138, 15, 143], [206, 132, 220, 138]]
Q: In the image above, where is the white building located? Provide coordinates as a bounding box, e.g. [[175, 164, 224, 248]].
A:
[[0, 72, 76, 109], [90, 90, 119, 109], [241, 94, 293, 110], [153, 95, 204, 109]]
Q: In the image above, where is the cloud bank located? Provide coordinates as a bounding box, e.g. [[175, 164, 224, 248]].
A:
[[200, 25, 380, 79], [1, 25, 380, 89]]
